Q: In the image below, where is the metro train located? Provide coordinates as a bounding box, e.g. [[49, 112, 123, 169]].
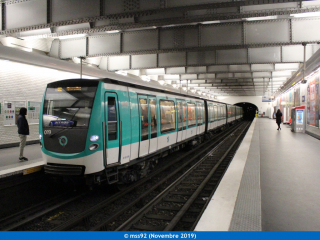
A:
[[39, 75, 243, 186]]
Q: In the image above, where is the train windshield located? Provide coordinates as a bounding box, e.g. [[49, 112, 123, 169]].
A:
[[43, 81, 98, 128]]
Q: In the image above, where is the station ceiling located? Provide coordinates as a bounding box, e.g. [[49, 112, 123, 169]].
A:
[[1, 0, 320, 98]]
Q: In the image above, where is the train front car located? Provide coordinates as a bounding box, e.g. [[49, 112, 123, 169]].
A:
[[39, 79, 105, 185]]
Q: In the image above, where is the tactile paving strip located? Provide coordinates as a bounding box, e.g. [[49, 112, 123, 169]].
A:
[[229, 120, 262, 231]]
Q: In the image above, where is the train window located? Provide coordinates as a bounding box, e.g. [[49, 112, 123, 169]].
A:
[[140, 98, 148, 141], [149, 98, 157, 139], [177, 102, 183, 131], [202, 105, 206, 124], [197, 103, 204, 125], [108, 97, 117, 141], [43, 86, 97, 128], [160, 100, 176, 134], [183, 103, 187, 129], [214, 106, 218, 120], [212, 105, 215, 122], [197, 103, 203, 125], [187, 103, 196, 127]]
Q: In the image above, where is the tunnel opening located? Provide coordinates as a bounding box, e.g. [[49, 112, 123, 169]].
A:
[[235, 102, 258, 121]]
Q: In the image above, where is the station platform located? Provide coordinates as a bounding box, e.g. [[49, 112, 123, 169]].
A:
[[195, 118, 320, 231], [1, 118, 320, 231], [0, 143, 43, 178]]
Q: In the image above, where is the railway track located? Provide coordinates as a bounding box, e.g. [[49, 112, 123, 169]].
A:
[[116, 121, 250, 231], [52, 121, 249, 231], [1, 191, 89, 231], [3, 121, 248, 231]]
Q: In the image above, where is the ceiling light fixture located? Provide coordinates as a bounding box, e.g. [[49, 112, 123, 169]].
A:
[[245, 16, 277, 21], [141, 75, 151, 82], [106, 30, 120, 34], [58, 34, 87, 40], [290, 11, 320, 18], [115, 70, 127, 76]]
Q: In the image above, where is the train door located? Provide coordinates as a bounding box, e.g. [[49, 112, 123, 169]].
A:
[[148, 97, 158, 154], [104, 92, 120, 166], [138, 95, 158, 157], [177, 100, 186, 142], [213, 105, 218, 128], [196, 102, 203, 134]]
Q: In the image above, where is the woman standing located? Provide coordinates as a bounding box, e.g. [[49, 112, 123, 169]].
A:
[[276, 109, 282, 131], [17, 107, 29, 161]]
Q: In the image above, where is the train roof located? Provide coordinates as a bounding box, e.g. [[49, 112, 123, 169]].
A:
[[51, 74, 240, 107]]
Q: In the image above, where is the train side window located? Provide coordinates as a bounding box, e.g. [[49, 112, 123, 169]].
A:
[[188, 103, 196, 127], [160, 100, 176, 134], [197, 103, 202, 125], [108, 97, 117, 141], [202, 105, 206, 124], [177, 102, 183, 131], [214, 106, 218, 121], [149, 98, 157, 139], [209, 105, 213, 122], [183, 103, 187, 129], [140, 98, 149, 141]]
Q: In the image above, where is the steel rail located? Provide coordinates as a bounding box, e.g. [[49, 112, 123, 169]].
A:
[[115, 122, 248, 231], [51, 123, 241, 231], [2, 192, 88, 231]]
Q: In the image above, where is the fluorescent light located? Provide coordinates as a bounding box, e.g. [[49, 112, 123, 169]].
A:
[[141, 75, 150, 82], [115, 70, 127, 76], [59, 34, 87, 40], [291, 11, 320, 18], [201, 21, 220, 25], [245, 16, 277, 21], [106, 30, 120, 34]]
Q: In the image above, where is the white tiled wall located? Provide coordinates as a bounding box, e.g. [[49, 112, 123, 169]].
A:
[[0, 60, 94, 146]]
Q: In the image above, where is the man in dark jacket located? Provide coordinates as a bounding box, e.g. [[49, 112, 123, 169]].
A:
[[17, 107, 29, 161]]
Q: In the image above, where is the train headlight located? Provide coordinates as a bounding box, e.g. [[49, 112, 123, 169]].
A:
[[89, 143, 99, 151], [90, 135, 99, 142], [39, 134, 42, 140]]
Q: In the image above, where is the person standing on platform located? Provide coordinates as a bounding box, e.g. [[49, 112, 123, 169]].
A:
[[17, 107, 29, 161], [276, 109, 282, 131]]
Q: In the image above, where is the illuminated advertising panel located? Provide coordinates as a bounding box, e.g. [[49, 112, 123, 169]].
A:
[[307, 72, 319, 127], [296, 109, 304, 125]]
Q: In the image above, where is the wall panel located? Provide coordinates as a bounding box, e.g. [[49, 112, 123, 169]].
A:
[[249, 47, 281, 63], [201, 24, 242, 46], [52, 0, 100, 22], [217, 49, 247, 64], [60, 38, 87, 58], [187, 51, 215, 65], [245, 20, 290, 44], [88, 34, 121, 56], [292, 19, 320, 43], [6, 0, 46, 29], [159, 52, 186, 67], [123, 30, 158, 52], [108, 56, 130, 70], [131, 54, 157, 69]]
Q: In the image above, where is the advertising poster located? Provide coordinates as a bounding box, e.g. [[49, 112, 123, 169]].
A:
[[307, 73, 319, 127], [280, 95, 284, 114], [294, 85, 300, 107], [296, 110, 304, 125], [4, 101, 26, 126], [28, 101, 41, 125], [288, 90, 294, 119]]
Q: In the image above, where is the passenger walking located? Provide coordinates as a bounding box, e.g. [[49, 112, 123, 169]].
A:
[[276, 109, 282, 131], [17, 107, 29, 161]]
